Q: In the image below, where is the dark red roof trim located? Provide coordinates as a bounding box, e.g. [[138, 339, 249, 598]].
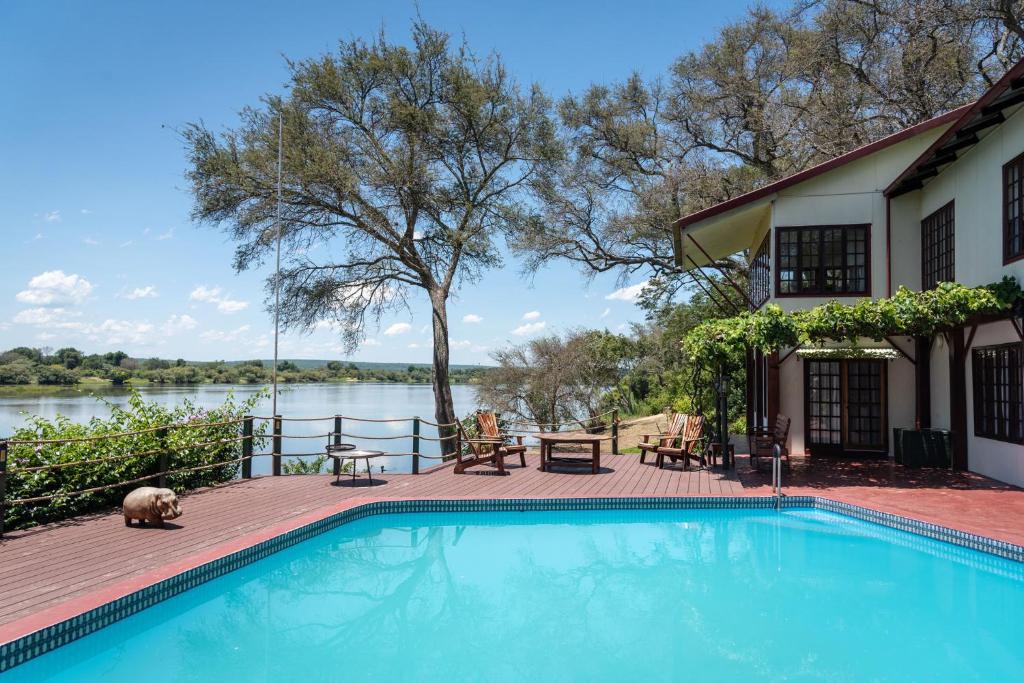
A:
[[885, 59, 1024, 197], [674, 105, 970, 230]]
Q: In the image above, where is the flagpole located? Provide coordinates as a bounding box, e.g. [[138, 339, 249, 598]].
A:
[[272, 114, 283, 417]]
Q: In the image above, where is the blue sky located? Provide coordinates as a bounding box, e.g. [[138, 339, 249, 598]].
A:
[[0, 0, 773, 363]]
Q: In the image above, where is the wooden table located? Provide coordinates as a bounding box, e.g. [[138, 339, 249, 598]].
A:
[[536, 433, 604, 474]]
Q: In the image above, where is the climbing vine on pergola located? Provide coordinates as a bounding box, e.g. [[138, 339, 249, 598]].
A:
[[682, 277, 1024, 372]]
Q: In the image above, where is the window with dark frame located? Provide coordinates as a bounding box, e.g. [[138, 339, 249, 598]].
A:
[[1005, 155, 1024, 263], [921, 201, 954, 290], [748, 234, 770, 310], [776, 225, 869, 296], [972, 343, 1024, 444]]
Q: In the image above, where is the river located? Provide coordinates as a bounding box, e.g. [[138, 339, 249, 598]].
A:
[[0, 383, 478, 474]]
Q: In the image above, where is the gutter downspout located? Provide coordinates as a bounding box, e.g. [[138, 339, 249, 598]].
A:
[[885, 194, 892, 298]]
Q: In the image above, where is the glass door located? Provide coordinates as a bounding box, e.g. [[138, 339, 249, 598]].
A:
[[805, 359, 887, 454]]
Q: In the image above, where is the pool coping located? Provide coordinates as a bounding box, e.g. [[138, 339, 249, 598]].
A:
[[1, 494, 1022, 672]]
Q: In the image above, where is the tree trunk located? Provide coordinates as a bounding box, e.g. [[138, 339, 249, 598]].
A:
[[429, 288, 457, 456]]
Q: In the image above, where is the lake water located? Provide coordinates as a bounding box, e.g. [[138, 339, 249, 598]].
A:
[[0, 383, 477, 474]]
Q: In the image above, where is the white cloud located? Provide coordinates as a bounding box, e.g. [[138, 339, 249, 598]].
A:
[[33, 233, 44, 241], [80, 208, 91, 215], [36, 331, 57, 341], [13, 307, 80, 326], [16, 271, 93, 306], [412, 230, 424, 240], [83, 237, 100, 246], [362, 338, 381, 347], [200, 325, 251, 343], [119, 240, 134, 248], [407, 342, 421, 349], [123, 285, 158, 300], [190, 285, 248, 314], [462, 313, 483, 324], [471, 344, 488, 353], [605, 280, 650, 302], [600, 307, 611, 318], [162, 314, 197, 335], [216, 299, 248, 313], [94, 319, 155, 345], [451, 339, 472, 349], [384, 322, 412, 336], [156, 227, 174, 241], [190, 285, 222, 303], [522, 311, 541, 321], [43, 210, 61, 223], [511, 321, 546, 336]]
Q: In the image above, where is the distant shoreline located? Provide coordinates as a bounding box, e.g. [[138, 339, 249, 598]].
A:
[[0, 379, 481, 395]]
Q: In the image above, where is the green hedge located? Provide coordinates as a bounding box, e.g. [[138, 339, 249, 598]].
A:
[[3, 390, 267, 530]]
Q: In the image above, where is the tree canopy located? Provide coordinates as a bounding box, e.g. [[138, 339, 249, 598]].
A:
[[183, 21, 559, 446]]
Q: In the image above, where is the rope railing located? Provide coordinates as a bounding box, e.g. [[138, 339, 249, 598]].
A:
[[6, 455, 250, 505], [0, 407, 626, 534], [5, 416, 248, 446]]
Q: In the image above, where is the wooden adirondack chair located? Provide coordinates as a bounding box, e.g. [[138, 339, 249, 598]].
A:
[[477, 411, 527, 467], [638, 413, 686, 464], [655, 414, 707, 470], [453, 418, 509, 475], [748, 414, 791, 470]]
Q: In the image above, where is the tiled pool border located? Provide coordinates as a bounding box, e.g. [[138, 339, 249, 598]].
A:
[[2, 494, 1022, 673]]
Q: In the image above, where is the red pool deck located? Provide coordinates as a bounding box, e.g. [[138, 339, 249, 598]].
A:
[[1, 451, 1022, 642]]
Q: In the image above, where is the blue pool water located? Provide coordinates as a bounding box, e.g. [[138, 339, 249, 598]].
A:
[[4, 508, 1023, 681]]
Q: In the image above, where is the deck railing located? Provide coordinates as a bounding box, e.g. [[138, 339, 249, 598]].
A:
[[0, 409, 624, 535]]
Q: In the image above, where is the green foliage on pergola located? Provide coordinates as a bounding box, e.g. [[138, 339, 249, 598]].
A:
[[682, 277, 1023, 370]]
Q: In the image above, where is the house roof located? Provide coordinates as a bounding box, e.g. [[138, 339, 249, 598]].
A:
[[886, 59, 1024, 197], [673, 105, 969, 232]]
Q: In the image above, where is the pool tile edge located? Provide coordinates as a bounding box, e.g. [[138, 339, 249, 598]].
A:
[[1, 494, 1022, 673]]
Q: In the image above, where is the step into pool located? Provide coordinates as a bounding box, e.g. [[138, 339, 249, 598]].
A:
[[3, 505, 1023, 681]]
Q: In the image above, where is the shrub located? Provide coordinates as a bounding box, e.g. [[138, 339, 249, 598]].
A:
[[3, 389, 268, 530]]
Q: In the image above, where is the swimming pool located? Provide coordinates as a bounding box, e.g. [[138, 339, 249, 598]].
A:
[[2, 503, 1022, 681]]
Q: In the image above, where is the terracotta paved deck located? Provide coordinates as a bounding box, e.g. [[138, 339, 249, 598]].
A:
[[1, 450, 1022, 635]]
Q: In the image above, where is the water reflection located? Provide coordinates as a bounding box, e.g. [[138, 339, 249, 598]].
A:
[[0, 383, 476, 474]]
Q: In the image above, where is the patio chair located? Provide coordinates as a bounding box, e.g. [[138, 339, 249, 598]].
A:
[[453, 418, 510, 475], [638, 412, 686, 464], [655, 414, 707, 470], [748, 414, 791, 470], [476, 411, 527, 467]]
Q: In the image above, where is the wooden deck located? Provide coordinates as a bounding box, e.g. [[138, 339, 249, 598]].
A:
[[1, 449, 1023, 635]]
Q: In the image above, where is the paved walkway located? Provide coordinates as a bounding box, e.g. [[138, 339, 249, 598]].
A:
[[1, 451, 1021, 635]]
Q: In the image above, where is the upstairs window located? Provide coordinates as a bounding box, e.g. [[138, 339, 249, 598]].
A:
[[921, 201, 955, 289], [1004, 154, 1024, 263], [776, 225, 869, 296], [972, 343, 1023, 444], [748, 233, 770, 310]]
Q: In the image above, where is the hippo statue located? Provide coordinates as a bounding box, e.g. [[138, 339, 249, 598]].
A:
[[122, 487, 182, 527]]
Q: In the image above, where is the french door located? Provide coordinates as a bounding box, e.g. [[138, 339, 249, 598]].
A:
[[805, 359, 887, 454]]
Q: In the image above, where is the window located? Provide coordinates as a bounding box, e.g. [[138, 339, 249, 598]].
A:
[[921, 201, 954, 289], [748, 234, 770, 310], [1004, 154, 1024, 263], [776, 225, 869, 296], [972, 343, 1023, 444]]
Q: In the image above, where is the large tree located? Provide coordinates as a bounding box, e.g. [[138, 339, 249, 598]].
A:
[[518, 2, 1024, 310], [184, 22, 558, 449]]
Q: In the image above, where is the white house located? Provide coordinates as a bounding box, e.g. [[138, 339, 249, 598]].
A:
[[673, 61, 1024, 486]]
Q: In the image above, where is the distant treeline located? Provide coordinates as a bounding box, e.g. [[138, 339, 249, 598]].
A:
[[0, 347, 488, 386]]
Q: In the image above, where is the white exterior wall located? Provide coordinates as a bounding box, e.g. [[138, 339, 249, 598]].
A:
[[963, 321, 1024, 484], [908, 105, 1024, 288], [887, 107, 1024, 486], [766, 130, 947, 457]]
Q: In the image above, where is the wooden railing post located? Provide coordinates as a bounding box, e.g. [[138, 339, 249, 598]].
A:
[[333, 415, 342, 477], [241, 416, 253, 479], [412, 417, 421, 475], [272, 415, 282, 476], [156, 427, 169, 489], [0, 440, 8, 537], [611, 409, 619, 455]]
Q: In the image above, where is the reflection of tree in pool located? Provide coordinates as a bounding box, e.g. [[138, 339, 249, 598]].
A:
[[168, 522, 466, 680]]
